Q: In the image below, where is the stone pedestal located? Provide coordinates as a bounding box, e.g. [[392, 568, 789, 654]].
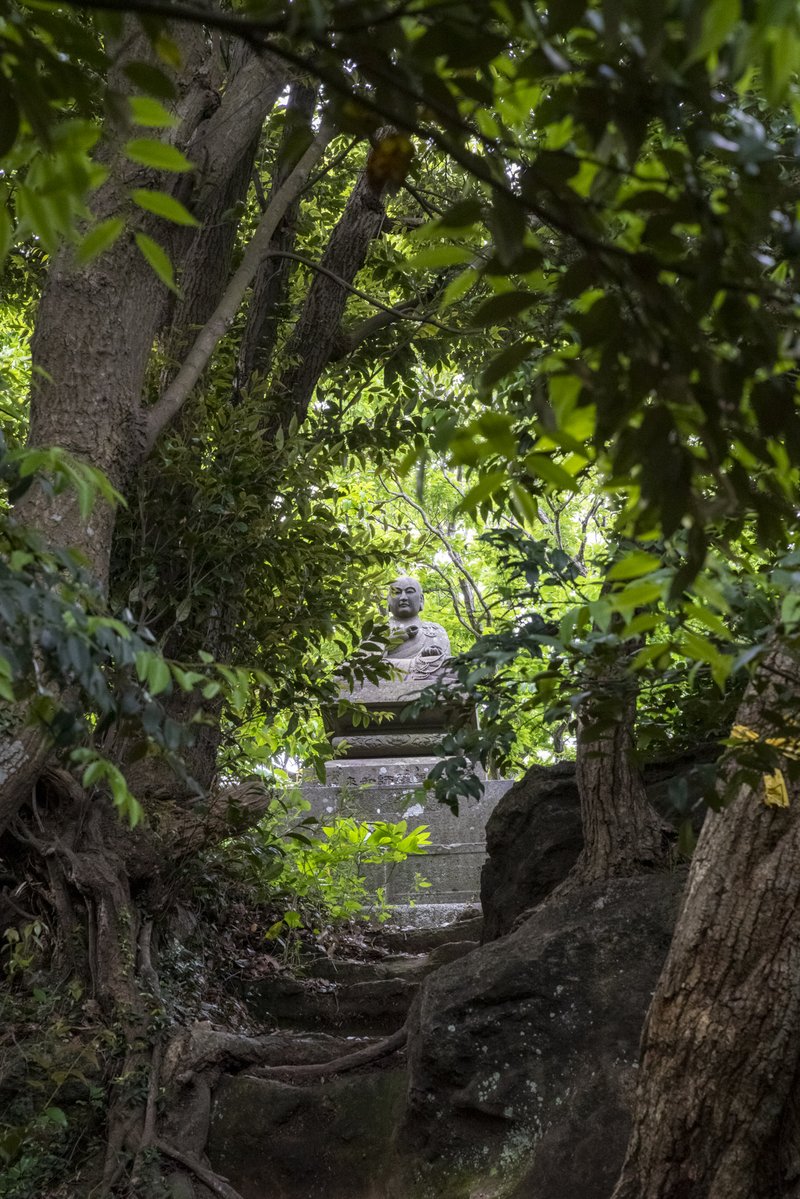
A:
[[310, 645, 512, 908], [301, 757, 512, 905]]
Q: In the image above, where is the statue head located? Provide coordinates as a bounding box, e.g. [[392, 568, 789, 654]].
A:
[[388, 575, 423, 619]]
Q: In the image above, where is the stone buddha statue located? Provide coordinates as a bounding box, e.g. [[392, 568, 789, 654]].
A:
[[385, 575, 450, 680], [322, 572, 459, 761]]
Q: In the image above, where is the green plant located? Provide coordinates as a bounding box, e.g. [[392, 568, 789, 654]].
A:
[[267, 815, 431, 928], [2, 920, 47, 977]]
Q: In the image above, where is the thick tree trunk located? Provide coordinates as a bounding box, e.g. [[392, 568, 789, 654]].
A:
[[0, 37, 287, 835], [4, 768, 271, 1196], [569, 667, 669, 886], [16, 22, 217, 583], [265, 148, 391, 434], [612, 641, 800, 1199]]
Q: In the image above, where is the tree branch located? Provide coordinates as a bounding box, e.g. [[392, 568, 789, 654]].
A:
[[424, 560, 479, 636], [251, 1023, 408, 1080], [234, 82, 317, 393], [330, 273, 452, 361], [260, 250, 464, 338], [144, 126, 333, 453], [381, 475, 492, 623]]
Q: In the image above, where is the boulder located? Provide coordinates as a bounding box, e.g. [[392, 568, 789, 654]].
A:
[[394, 872, 684, 1199], [481, 764, 580, 943], [481, 748, 716, 941], [208, 1067, 407, 1199]]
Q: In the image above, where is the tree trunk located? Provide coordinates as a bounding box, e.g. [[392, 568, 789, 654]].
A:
[[569, 664, 670, 886], [612, 641, 800, 1199], [265, 148, 391, 435], [0, 35, 287, 836], [234, 80, 317, 393]]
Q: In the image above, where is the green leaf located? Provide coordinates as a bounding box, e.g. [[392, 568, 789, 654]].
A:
[[129, 96, 177, 129], [610, 580, 664, 609], [146, 655, 171, 695], [131, 188, 199, 226], [677, 818, 697, 857], [439, 266, 479, 310], [175, 596, 192, 622], [123, 61, 177, 100], [607, 551, 660, 581], [75, 217, 125, 265], [134, 233, 179, 293], [686, 602, 732, 640], [509, 481, 539, 525], [437, 198, 482, 227], [490, 187, 526, 266], [406, 244, 474, 270], [632, 642, 672, 669], [0, 76, 20, 158], [172, 667, 205, 691], [480, 341, 534, 390], [685, 0, 741, 64], [0, 206, 11, 270], [473, 290, 537, 326], [44, 1107, 68, 1128], [524, 452, 580, 491], [455, 470, 507, 512], [124, 139, 193, 173]]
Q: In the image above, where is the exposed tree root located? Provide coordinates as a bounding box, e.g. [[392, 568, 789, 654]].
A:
[[168, 1016, 411, 1087], [250, 1022, 409, 1080], [4, 769, 418, 1199], [156, 1139, 247, 1199]]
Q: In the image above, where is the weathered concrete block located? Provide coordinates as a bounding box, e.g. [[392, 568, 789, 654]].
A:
[[300, 765, 512, 904]]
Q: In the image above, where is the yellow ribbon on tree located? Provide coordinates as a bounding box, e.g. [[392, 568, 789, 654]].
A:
[[731, 724, 798, 808]]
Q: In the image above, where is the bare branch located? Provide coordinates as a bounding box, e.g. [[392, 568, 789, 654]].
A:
[[425, 560, 479, 636], [330, 273, 452, 361], [260, 250, 464, 338], [251, 1023, 408, 1080], [381, 475, 492, 624]]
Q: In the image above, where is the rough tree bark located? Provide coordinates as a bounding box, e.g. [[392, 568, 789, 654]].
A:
[[612, 640, 800, 1199], [264, 143, 393, 435], [570, 669, 671, 886], [0, 36, 290, 833], [557, 619, 671, 891], [234, 80, 317, 394]]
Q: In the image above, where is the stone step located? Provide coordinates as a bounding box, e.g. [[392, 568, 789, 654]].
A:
[[208, 1067, 407, 1199], [376, 912, 484, 954], [303, 953, 430, 984], [240, 973, 419, 1034], [240, 938, 480, 1033]]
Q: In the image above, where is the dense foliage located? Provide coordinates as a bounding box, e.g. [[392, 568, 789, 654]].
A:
[[3, 3, 800, 1193]]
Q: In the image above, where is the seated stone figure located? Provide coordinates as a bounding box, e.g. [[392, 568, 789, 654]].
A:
[[385, 575, 450, 680]]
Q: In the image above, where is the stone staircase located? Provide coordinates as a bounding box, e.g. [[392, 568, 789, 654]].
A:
[[235, 913, 481, 1034], [207, 912, 483, 1198]]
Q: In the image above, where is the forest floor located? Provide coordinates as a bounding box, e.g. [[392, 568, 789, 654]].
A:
[[0, 889, 481, 1199]]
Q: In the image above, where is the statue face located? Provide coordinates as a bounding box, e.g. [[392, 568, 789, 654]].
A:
[[388, 576, 423, 619]]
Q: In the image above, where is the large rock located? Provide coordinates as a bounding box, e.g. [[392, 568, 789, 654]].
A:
[[481, 763, 581, 942], [394, 872, 684, 1199], [481, 748, 716, 941], [209, 1068, 407, 1199]]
